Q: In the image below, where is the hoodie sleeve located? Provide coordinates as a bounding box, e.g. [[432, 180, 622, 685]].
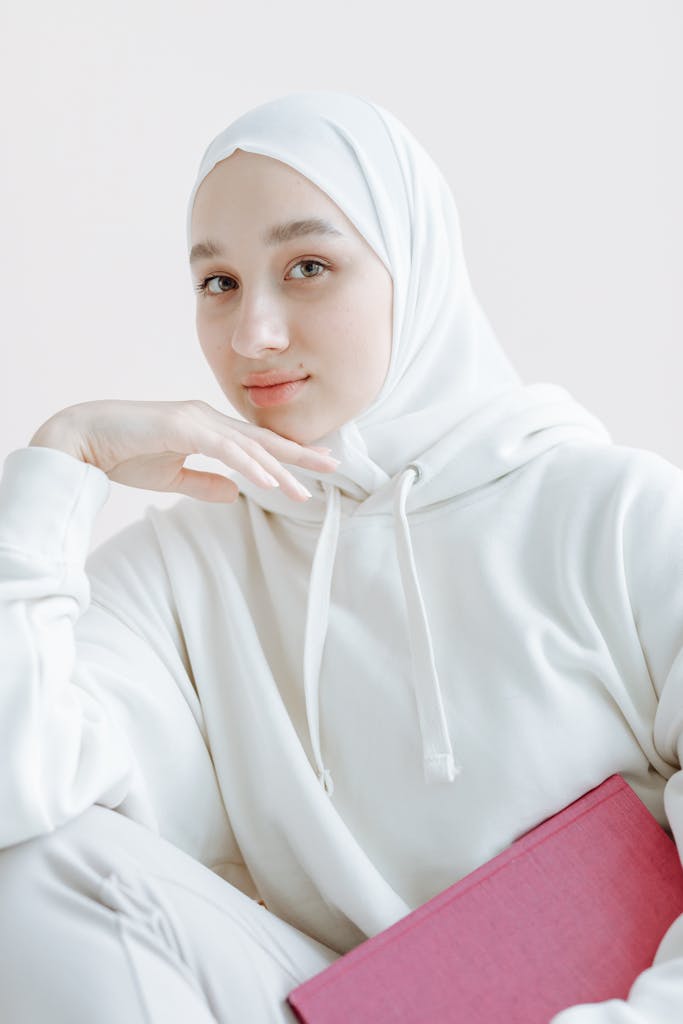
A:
[[550, 450, 683, 1024], [0, 445, 231, 862]]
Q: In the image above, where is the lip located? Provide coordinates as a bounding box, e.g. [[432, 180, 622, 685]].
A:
[[245, 376, 310, 408], [242, 369, 309, 388]]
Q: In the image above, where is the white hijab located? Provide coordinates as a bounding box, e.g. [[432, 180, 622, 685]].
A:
[[185, 91, 612, 794]]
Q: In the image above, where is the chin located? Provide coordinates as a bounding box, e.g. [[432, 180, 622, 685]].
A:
[[237, 392, 345, 446]]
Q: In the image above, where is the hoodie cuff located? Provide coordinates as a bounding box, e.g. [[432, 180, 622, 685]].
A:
[[0, 446, 111, 566]]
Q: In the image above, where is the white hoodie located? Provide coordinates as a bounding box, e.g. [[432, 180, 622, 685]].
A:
[[2, 92, 683, 1023]]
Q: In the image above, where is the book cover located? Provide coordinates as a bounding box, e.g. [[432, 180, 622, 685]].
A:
[[287, 774, 683, 1023]]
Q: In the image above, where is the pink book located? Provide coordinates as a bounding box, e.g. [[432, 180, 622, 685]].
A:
[[287, 774, 683, 1023]]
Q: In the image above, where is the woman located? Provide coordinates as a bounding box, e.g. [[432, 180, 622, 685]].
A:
[[1, 90, 682, 1022]]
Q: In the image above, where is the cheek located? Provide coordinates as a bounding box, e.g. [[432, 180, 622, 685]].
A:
[[342, 287, 392, 378], [195, 309, 212, 353], [197, 315, 227, 363]]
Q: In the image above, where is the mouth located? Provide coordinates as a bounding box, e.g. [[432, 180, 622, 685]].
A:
[[244, 375, 311, 408]]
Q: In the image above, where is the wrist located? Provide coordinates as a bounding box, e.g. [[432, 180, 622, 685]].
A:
[[29, 415, 86, 463]]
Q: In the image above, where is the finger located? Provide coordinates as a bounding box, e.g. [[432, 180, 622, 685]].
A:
[[162, 408, 283, 492], [174, 468, 240, 503], [195, 429, 313, 502], [178, 403, 335, 498], [248, 427, 341, 469], [228, 433, 329, 497], [192, 406, 340, 470]]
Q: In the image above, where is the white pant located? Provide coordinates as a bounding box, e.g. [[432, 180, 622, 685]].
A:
[[0, 804, 341, 1022]]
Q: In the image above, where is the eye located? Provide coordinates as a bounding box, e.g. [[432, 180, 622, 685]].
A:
[[288, 259, 328, 280], [194, 275, 235, 296], [194, 259, 330, 297]]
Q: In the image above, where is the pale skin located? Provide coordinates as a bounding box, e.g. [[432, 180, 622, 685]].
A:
[[29, 148, 394, 504]]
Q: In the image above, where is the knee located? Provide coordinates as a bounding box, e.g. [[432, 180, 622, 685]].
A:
[[0, 809, 160, 1022]]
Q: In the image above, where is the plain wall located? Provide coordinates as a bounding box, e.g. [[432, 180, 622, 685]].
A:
[[1, 0, 680, 549]]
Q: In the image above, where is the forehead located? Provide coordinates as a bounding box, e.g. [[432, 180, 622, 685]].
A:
[[190, 150, 369, 254], [195, 149, 332, 211]]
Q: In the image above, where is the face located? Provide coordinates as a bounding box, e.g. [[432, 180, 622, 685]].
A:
[[190, 149, 393, 445]]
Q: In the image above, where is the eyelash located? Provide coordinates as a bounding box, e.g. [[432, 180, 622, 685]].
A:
[[193, 259, 330, 297]]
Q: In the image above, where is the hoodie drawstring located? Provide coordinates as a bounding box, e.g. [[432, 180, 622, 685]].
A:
[[302, 479, 342, 797], [394, 466, 461, 784], [302, 467, 460, 798]]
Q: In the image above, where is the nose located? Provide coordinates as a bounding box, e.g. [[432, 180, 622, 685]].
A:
[[229, 294, 290, 359]]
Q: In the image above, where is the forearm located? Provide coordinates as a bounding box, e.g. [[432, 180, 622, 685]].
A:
[[0, 445, 131, 846]]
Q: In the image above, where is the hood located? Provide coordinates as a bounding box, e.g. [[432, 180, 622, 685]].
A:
[[185, 91, 613, 796]]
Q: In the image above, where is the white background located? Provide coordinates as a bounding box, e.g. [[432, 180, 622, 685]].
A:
[[1, 0, 680, 549]]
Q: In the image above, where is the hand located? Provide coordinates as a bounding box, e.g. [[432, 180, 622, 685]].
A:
[[28, 398, 339, 504]]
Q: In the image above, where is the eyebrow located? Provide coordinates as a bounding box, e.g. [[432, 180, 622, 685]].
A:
[[189, 217, 345, 265]]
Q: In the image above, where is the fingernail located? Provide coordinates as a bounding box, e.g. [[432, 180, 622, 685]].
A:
[[259, 471, 280, 487], [296, 482, 313, 498]]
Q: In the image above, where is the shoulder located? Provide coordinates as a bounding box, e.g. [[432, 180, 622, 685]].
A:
[[543, 442, 683, 612], [517, 442, 683, 604], [534, 440, 683, 516], [539, 438, 681, 485]]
